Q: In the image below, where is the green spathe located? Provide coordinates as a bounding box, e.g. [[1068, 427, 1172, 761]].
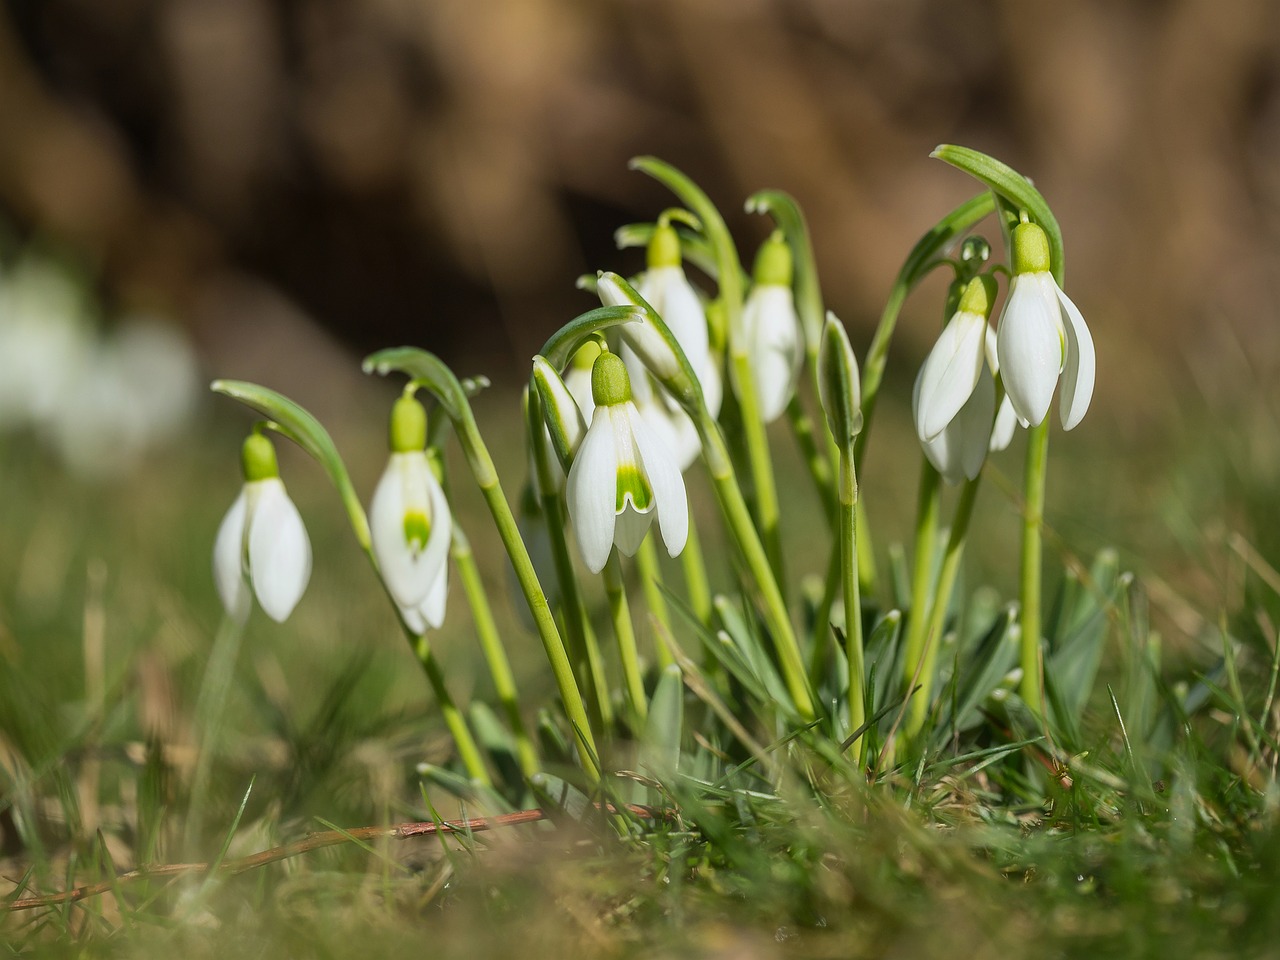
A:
[[241, 432, 279, 482], [957, 274, 999, 319], [647, 222, 682, 270], [752, 230, 793, 287], [591, 351, 633, 407], [1011, 222, 1051, 277], [390, 393, 427, 453]]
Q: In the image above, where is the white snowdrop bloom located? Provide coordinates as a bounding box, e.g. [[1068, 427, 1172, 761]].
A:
[[369, 395, 452, 633], [213, 434, 312, 623], [742, 232, 803, 423], [914, 276, 997, 443], [914, 361, 996, 484], [996, 222, 1095, 430], [985, 326, 1018, 453], [566, 351, 689, 574]]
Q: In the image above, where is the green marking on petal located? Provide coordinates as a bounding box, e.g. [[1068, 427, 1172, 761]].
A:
[[615, 464, 653, 513], [403, 508, 431, 551]]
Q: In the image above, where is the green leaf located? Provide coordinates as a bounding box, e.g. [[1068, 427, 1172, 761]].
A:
[[933, 606, 1019, 743], [931, 145, 1065, 284], [211, 380, 370, 549], [640, 664, 684, 781]]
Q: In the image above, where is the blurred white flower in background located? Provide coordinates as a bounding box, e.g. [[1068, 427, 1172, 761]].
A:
[[0, 252, 200, 479]]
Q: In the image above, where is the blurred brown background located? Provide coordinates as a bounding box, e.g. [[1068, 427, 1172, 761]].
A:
[[1, 0, 1278, 408]]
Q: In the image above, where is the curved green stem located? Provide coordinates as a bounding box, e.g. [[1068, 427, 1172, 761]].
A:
[[604, 552, 648, 729], [451, 522, 538, 778], [1019, 420, 1050, 717], [905, 476, 981, 741], [413, 634, 492, 787], [634, 534, 672, 668], [839, 452, 866, 748]]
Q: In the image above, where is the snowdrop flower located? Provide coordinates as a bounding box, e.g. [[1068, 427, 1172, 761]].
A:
[[370, 393, 452, 633], [213, 433, 312, 623], [996, 221, 1095, 429], [914, 276, 1020, 482], [566, 350, 689, 574], [620, 346, 701, 472], [742, 231, 803, 423]]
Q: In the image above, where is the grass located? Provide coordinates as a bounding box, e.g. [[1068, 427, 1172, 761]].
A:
[[4, 354, 1280, 959]]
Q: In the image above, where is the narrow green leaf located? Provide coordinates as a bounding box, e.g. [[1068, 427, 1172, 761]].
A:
[[931, 145, 1065, 284], [640, 664, 685, 781], [538, 304, 646, 370]]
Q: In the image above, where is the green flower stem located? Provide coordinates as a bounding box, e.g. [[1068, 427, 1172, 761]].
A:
[[695, 411, 816, 720], [630, 156, 785, 585], [412, 633, 492, 786], [1018, 419, 1050, 717], [905, 475, 981, 741], [450, 522, 538, 778], [604, 552, 648, 729], [634, 534, 672, 667], [838, 451, 866, 747], [525, 394, 614, 734], [786, 393, 837, 518], [809, 545, 840, 685], [365, 348, 602, 783], [680, 510, 713, 628], [900, 461, 942, 701]]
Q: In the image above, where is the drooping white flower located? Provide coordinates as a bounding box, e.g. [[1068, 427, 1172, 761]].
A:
[[914, 361, 995, 484], [620, 343, 701, 472], [213, 434, 312, 623], [742, 232, 803, 423], [996, 222, 1095, 430], [566, 351, 689, 574], [370, 394, 452, 633]]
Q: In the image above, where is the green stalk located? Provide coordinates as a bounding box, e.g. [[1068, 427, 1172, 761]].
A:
[[604, 552, 648, 728], [786, 393, 837, 518], [412, 633, 492, 787], [631, 157, 784, 584], [838, 451, 866, 747], [680, 510, 713, 628], [905, 476, 980, 740], [451, 522, 538, 778], [525, 389, 614, 732], [900, 461, 942, 699], [695, 411, 815, 720], [634, 534, 672, 667], [1018, 420, 1050, 717]]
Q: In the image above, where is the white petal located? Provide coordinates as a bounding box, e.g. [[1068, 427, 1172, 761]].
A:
[[613, 497, 655, 556], [371, 454, 433, 608], [563, 364, 596, 424], [246, 479, 312, 623], [400, 602, 427, 636], [996, 273, 1062, 428], [212, 490, 251, 623], [916, 311, 988, 441], [989, 394, 1018, 452], [419, 560, 449, 629], [566, 406, 619, 574], [745, 285, 802, 423], [627, 404, 688, 559], [699, 353, 723, 419], [952, 364, 996, 481], [640, 266, 710, 365], [1055, 285, 1095, 430]]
